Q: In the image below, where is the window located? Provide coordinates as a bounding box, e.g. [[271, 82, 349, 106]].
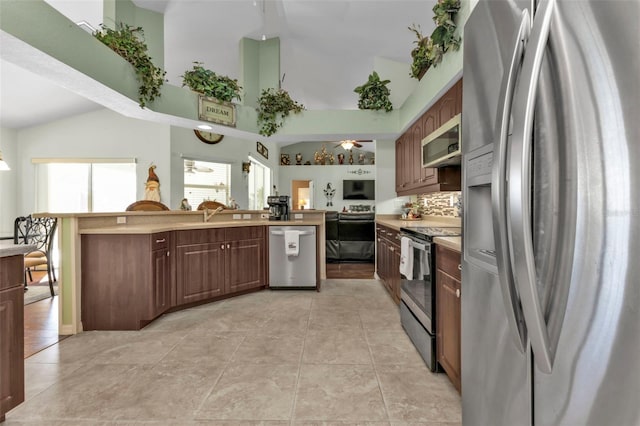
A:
[[248, 156, 271, 210], [184, 159, 230, 208], [34, 160, 137, 213]]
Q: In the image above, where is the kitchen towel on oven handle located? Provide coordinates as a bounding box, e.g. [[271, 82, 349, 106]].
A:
[[399, 236, 414, 279]]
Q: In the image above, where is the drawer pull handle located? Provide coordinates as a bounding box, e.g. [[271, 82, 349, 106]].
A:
[[155, 238, 166, 243], [389, 247, 395, 252], [221, 244, 225, 250], [456, 289, 461, 298]]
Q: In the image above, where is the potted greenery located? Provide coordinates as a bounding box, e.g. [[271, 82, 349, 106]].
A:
[[94, 23, 166, 108], [181, 62, 242, 102], [257, 87, 305, 137], [409, 0, 462, 80], [354, 71, 393, 112]]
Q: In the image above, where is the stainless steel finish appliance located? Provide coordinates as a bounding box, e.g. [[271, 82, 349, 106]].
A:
[[267, 195, 290, 221], [462, 0, 640, 424], [399, 226, 462, 372], [268, 226, 316, 288]]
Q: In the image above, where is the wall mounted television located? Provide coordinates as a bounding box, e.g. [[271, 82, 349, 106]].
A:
[[342, 179, 375, 200]]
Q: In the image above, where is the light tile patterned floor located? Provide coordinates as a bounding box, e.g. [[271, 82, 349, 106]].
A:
[[6, 279, 461, 425]]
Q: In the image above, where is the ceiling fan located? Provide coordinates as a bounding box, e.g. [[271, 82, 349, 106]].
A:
[[335, 139, 373, 150], [184, 160, 213, 174]]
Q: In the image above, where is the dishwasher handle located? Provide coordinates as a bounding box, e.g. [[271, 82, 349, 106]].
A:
[[270, 230, 314, 236]]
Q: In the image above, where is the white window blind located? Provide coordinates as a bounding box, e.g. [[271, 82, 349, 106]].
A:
[[34, 160, 137, 213], [184, 160, 230, 208]]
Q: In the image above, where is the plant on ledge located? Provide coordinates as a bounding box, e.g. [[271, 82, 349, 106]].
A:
[[409, 0, 462, 80], [354, 71, 393, 112], [257, 88, 305, 137], [94, 23, 166, 108], [181, 62, 242, 103]]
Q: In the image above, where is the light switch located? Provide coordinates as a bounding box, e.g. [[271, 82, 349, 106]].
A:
[[243, 214, 252, 219], [232, 214, 242, 220], [294, 213, 303, 219], [116, 216, 127, 224]]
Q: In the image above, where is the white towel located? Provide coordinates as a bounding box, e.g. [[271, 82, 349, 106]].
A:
[[285, 230, 300, 256], [399, 236, 414, 279]]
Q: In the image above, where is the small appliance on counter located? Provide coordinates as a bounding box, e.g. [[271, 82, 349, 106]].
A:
[[267, 195, 290, 221]]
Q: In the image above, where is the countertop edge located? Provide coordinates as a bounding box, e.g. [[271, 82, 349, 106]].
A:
[[0, 243, 36, 257], [433, 236, 462, 253], [79, 220, 325, 235]]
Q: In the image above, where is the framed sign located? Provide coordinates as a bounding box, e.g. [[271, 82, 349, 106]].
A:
[[198, 96, 236, 127], [257, 142, 268, 159]]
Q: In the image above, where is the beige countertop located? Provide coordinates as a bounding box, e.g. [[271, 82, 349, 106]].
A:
[[79, 219, 325, 235], [375, 215, 462, 252], [0, 241, 36, 257]]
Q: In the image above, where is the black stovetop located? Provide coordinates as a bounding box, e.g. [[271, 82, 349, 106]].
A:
[[400, 226, 462, 242]]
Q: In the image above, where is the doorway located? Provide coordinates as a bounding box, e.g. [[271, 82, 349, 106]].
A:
[[292, 180, 314, 210]]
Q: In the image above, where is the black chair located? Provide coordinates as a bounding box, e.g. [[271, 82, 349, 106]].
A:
[[14, 215, 58, 296], [325, 211, 340, 262]]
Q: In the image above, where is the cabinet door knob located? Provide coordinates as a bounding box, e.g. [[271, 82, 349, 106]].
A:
[[458, 264, 462, 271], [389, 247, 395, 252], [227, 243, 231, 249], [156, 238, 166, 243], [221, 244, 225, 250], [456, 289, 461, 298]]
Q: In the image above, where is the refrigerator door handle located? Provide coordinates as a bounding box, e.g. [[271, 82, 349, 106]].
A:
[[491, 9, 530, 353], [508, 0, 556, 374]]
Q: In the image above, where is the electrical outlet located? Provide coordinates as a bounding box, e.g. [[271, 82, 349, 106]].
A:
[[260, 213, 269, 219], [242, 214, 251, 219], [232, 214, 241, 220], [294, 213, 303, 219], [116, 216, 127, 224]]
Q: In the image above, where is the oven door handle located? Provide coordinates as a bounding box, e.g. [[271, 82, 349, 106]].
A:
[[401, 235, 430, 252]]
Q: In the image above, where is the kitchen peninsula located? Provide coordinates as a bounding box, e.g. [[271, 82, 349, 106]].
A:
[[39, 209, 326, 334]]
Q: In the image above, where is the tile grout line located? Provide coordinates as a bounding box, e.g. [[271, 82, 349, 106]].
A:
[[288, 294, 313, 425], [361, 308, 393, 423]]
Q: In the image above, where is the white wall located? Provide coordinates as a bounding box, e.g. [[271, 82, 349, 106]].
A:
[[17, 108, 171, 213], [0, 127, 19, 237]]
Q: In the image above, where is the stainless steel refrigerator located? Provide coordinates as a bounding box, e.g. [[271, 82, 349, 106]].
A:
[[461, 0, 640, 425]]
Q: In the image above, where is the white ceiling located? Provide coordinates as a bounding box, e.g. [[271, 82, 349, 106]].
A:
[[0, 0, 437, 133]]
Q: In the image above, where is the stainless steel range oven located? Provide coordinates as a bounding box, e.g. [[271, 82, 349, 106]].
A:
[[399, 226, 461, 371]]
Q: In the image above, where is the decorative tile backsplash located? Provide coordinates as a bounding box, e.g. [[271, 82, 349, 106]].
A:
[[416, 191, 462, 217]]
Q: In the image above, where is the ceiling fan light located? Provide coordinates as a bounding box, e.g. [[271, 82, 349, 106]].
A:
[[341, 140, 355, 150]]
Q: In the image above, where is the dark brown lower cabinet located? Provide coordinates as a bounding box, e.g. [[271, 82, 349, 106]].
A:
[[376, 224, 400, 304], [81, 232, 171, 330], [0, 255, 25, 421], [436, 245, 461, 393]]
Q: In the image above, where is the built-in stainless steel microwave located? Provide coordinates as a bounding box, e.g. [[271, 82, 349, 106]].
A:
[[421, 114, 461, 168]]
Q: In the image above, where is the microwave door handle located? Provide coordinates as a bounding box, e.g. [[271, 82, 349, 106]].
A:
[[492, 9, 531, 353], [508, 0, 556, 374]]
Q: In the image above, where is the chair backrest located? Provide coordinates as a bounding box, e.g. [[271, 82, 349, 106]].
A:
[[27, 217, 58, 255], [197, 200, 227, 211], [126, 200, 170, 211], [14, 215, 32, 244]]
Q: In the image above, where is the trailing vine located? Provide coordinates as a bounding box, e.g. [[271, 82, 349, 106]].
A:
[[257, 88, 305, 137], [409, 0, 461, 79], [181, 62, 242, 102], [354, 71, 393, 112], [94, 23, 166, 108]]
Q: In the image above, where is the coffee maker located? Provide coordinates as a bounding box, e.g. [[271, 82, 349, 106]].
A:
[[267, 195, 290, 221]]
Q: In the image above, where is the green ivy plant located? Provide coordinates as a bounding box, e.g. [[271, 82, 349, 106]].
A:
[[94, 23, 166, 108], [257, 88, 305, 137], [181, 62, 242, 102], [354, 71, 393, 112], [409, 0, 461, 80]]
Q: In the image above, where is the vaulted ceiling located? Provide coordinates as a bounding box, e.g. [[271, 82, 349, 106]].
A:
[[0, 0, 438, 134]]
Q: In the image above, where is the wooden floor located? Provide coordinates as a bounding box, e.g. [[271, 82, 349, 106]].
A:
[[21, 264, 375, 358], [326, 262, 375, 279], [23, 270, 67, 358]]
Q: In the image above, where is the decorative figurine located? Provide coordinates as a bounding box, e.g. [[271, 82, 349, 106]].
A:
[[358, 153, 365, 164], [338, 153, 345, 164], [348, 152, 354, 165], [179, 198, 192, 211], [295, 153, 303, 165], [323, 183, 336, 207], [329, 153, 335, 165], [144, 164, 161, 202]]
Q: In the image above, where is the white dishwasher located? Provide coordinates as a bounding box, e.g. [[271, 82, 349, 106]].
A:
[[268, 226, 317, 288]]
